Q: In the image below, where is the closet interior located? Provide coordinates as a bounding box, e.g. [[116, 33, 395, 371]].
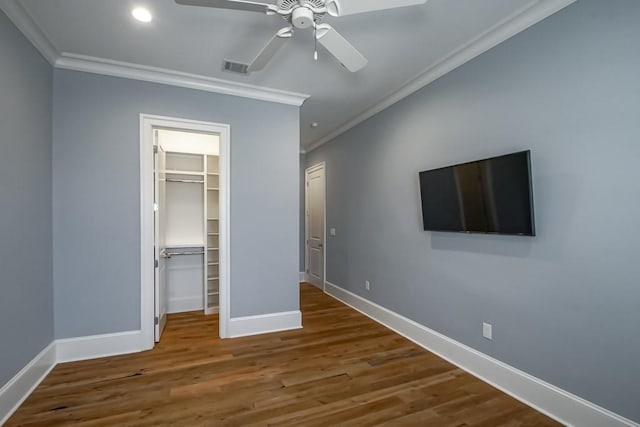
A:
[[157, 129, 220, 318]]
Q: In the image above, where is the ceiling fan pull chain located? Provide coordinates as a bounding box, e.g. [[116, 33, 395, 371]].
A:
[[314, 26, 318, 61]]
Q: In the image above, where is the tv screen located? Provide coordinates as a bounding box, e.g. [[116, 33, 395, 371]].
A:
[[419, 150, 535, 236]]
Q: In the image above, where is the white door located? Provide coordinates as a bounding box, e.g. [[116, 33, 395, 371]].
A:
[[306, 163, 325, 288], [154, 138, 168, 341]]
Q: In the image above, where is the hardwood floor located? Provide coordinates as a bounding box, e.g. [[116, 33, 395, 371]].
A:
[[7, 284, 558, 426]]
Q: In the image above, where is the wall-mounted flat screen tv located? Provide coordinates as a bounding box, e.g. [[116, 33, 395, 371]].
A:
[[419, 150, 535, 236]]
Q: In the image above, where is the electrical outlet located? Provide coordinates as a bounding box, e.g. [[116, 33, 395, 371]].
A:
[[365, 280, 370, 291], [483, 322, 493, 340], [330, 228, 336, 236]]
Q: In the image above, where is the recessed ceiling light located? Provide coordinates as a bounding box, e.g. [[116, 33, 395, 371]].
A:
[[132, 7, 152, 23], [311, 122, 319, 128]]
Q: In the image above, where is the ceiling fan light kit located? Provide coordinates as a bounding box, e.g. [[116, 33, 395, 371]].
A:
[[176, 0, 427, 74]]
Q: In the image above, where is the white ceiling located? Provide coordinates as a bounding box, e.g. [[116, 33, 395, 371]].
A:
[[13, 0, 573, 150]]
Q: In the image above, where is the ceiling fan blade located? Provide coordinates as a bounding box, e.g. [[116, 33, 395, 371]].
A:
[[248, 28, 292, 72], [316, 25, 367, 73], [326, 0, 427, 17], [175, 0, 273, 13]]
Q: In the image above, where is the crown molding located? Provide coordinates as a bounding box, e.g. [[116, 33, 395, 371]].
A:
[[0, 0, 58, 63], [3, 0, 576, 128], [1, 0, 309, 107], [304, 0, 577, 152], [55, 53, 309, 106]]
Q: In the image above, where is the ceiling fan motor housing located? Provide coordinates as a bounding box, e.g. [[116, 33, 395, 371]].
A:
[[292, 7, 314, 29], [277, 0, 326, 28]]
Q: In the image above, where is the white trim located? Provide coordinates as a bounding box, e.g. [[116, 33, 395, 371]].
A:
[[304, 162, 327, 291], [0, 342, 56, 425], [56, 331, 143, 364], [140, 114, 231, 346], [2, 0, 574, 132], [168, 296, 204, 314], [55, 53, 309, 107], [304, 0, 577, 151], [324, 281, 638, 427], [299, 272, 307, 282], [140, 116, 155, 349], [0, 0, 308, 106], [0, 0, 58, 63], [218, 120, 231, 339], [227, 311, 302, 338]]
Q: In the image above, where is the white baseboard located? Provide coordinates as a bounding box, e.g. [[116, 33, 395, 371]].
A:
[[299, 272, 307, 282], [324, 281, 638, 427], [167, 296, 203, 314], [0, 342, 56, 425], [56, 330, 143, 364], [227, 310, 302, 338]]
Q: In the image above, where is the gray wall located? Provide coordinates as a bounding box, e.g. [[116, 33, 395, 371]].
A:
[[0, 11, 53, 386], [53, 70, 300, 338], [306, 0, 640, 422]]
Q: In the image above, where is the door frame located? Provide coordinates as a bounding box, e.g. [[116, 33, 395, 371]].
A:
[[305, 161, 326, 291], [140, 114, 231, 350], [154, 143, 167, 341]]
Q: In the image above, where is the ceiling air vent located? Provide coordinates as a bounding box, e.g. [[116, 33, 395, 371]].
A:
[[223, 60, 250, 75]]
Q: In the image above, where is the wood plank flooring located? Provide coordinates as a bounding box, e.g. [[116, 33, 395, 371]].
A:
[[7, 284, 559, 426]]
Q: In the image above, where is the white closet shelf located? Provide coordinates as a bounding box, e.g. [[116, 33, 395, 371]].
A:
[[205, 153, 220, 316], [164, 169, 205, 176], [166, 244, 204, 249], [167, 178, 204, 184], [205, 306, 219, 314], [165, 250, 204, 256]]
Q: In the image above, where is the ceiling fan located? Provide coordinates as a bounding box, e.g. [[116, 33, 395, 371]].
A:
[[175, 0, 427, 73]]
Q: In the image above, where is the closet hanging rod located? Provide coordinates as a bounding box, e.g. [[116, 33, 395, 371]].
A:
[[165, 178, 204, 184], [164, 251, 205, 257]]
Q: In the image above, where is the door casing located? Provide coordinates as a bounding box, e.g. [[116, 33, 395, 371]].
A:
[[140, 114, 231, 350], [154, 141, 167, 341]]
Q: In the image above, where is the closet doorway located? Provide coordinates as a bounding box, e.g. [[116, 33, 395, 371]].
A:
[[140, 115, 230, 349]]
